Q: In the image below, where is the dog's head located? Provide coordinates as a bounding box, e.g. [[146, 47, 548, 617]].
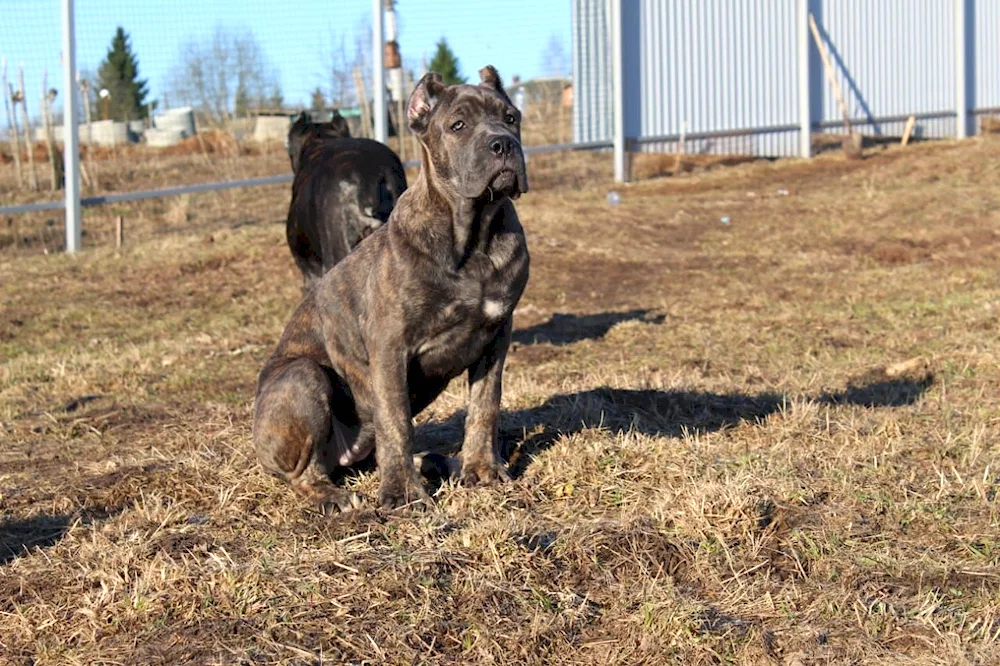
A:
[[286, 110, 351, 172], [406, 65, 528, 201]]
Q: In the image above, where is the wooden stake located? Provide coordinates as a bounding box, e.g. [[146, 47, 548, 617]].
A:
[[1, 58, 24, 189], [901, 115, 916, 146], [115, 215, 124, 250], [17, 65, 39, 191], [41, 69, 64, 191], [7, 82, 25, 189], [673, 120, 687, 173]]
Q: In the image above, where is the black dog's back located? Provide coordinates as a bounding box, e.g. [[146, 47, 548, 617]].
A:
[[285, 112, 407, 291]]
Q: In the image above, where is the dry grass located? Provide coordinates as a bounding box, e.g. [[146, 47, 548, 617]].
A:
[[2, 136, 1000, 665]]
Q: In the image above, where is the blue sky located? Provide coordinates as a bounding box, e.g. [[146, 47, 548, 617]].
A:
[[1, 0, 572, 127]]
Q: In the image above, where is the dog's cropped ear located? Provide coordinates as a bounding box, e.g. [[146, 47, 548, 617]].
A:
[[407, 72, 446, 134], [478, 65, 506, 96], [329, 109, 351, 138]]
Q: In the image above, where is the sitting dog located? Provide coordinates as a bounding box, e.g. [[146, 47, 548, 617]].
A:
[[285, 110, 408, 292], [253, 66, 529, 510]]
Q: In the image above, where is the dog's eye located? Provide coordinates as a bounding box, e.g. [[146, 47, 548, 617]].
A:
[[450, 120, 466, 132], [504, 113, 517, 125]]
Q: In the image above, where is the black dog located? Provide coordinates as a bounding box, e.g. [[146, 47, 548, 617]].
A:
[[285, 111, 408, 292], [285, 110, 351, 173]]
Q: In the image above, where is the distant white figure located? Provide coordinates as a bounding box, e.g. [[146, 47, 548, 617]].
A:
[[513, 87, 526, 114]]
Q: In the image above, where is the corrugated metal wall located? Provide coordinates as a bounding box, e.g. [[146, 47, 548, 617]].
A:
[[572, 0, 999, 157], [816, 0, 957, 140], [974, 0, 1000, 122], [627, 0, 802, 157], [572, 0, 613, 144]]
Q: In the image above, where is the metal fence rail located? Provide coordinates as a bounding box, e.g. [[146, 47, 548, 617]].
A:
[[0, 140, 617, 217]]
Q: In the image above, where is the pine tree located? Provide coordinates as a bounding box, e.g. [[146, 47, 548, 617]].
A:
[[97, 27, 149, 121], [310, 87, 326, 114], [268, 85, 284, 110], [428, 38, 465, 85]]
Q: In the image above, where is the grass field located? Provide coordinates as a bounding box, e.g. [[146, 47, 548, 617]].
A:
[[1, 136, 1000, 665]]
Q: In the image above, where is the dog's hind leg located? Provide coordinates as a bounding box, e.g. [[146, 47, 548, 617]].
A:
[[253, 358, 362, 512]]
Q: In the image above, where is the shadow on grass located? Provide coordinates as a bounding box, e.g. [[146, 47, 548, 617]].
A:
[[0, 507, 123, 566], [513, 310, 665, 347], [416, 374, 933, 479]]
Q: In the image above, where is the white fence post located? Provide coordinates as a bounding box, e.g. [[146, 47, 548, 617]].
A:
[[797, 0, 813, 158], [955, 0, 971, 138], [610, 0, 627, 182], [372, 0, 387, 143], [62, 0, 81, 252]]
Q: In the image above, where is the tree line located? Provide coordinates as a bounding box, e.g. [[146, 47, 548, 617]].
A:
[[85, 26, 568, 125]]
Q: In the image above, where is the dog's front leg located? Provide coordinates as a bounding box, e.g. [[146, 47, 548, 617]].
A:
[[370, 342, 431, 509], [461, 319, 513, 486]]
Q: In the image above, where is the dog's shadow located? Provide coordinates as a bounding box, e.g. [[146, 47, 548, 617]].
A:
[[512, 309, 665, 347], [416, 373, 933, 478], [0, 506, 125, 566]]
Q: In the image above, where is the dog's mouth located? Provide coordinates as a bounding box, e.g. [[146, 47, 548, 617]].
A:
[[489, 169, 517, 192]]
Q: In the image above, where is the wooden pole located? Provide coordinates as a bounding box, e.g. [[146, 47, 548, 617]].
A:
[[395, 89, 407, 162], [1, 58, 24, 189], [115, 215, 124, 250], [405, 69, 419, 160], [808, 14, 862, 158], [17, 65, 39, 190], [78, 78, 94, 189], [808, 14, 851, 134], [353, 67, 372, 139]]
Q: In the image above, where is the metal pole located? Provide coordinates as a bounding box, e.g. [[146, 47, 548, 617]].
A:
[[372, 0, 387, 143], [610, 0, 627, 182], [954, 0, 969, 139], [797, 0, 813, 157], [62, 0, 81, 252]]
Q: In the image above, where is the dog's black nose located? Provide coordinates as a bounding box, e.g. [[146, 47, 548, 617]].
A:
[[489, 136, 513, 156]]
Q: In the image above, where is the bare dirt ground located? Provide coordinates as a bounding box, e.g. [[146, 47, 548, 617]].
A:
[[1, 136, 1000, 665]]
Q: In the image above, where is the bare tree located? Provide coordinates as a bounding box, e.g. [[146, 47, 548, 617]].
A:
[[319, 17, 374, 110], [325, 30, 353, 107], [540, 34, 570, 78], [168, 26, 280, 124], [353, 16, 373, 95]]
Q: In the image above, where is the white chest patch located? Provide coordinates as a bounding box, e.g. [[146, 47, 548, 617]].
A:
[[483, 299, 506, 320]]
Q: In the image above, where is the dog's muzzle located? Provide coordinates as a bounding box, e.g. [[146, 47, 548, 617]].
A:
[[485, 136, 529, 198]]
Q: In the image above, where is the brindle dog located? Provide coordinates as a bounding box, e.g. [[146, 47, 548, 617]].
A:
[[253, 66, 529, 510]]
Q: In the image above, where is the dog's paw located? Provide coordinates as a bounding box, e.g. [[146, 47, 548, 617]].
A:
[[378, 474, 433, 511], [317, 488, 364, 514], [460, 459, 511, 487]]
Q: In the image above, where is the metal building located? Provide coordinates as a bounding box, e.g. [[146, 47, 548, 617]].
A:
[[573, 0, 1000, 162]]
